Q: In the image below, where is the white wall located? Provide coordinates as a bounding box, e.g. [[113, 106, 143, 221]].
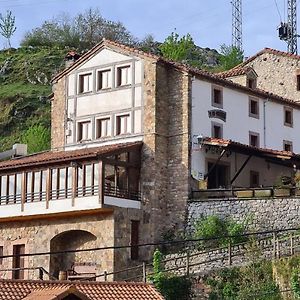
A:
[[65, 48, 144, 149], [191, 78, 299, 187]]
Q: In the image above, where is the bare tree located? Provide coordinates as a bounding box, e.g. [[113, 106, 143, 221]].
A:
[[0, 10, 17, 48]]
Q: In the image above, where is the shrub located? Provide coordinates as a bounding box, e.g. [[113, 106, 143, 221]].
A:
[[150, 249, 192, 300], [194, 215, 247, 249]]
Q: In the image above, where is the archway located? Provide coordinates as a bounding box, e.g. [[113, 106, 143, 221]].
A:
[[49, 230, 97, 278]]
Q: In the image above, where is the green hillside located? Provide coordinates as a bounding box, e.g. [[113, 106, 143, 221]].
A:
[[0, 46, 66, 151]]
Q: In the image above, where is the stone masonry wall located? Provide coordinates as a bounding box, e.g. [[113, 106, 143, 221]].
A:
[[51, 77, 66, 150], [0, 213, 114, 281], [188, 198, 300, 231], [244, 52, 300, 102]]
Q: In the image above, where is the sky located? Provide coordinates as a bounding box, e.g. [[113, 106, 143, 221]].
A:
[[0, 0, 296, 57]]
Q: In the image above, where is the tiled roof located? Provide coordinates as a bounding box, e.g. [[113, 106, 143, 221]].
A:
[[22, 286, 91, 300], [0, 141, 142, 171], [52, 39, 300, 109], [0, 279, 164, 300], [217, 66, 257, 79], [231, 47, 300, 70], [202, 137, 297, 159]]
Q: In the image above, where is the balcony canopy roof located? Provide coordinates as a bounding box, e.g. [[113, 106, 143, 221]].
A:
[[202, 137, 300, 167], [0, 141, 142, 172]]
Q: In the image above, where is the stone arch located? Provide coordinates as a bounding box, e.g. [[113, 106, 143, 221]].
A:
[[49, 230, 97, 278]]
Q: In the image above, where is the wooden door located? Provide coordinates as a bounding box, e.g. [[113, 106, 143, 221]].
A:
[[12, 244, 25, 279]]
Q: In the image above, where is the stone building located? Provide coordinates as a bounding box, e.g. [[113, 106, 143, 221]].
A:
[[0, 40, 300, 281], [218, 48, 300, 102]]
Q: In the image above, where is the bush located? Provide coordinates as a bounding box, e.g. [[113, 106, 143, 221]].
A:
[[150, 249, 192, 300], [194, 215, 247, 249]]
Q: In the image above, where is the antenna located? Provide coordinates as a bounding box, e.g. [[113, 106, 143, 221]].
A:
[[278, 0, 298, 54], [232, 0, 243, 51]]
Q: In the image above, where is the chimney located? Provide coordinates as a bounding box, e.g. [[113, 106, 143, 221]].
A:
[[64, 51, 81, 68]]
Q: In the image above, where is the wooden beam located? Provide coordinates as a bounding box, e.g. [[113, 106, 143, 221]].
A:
[[204, 149, 227, 180], [21, 172, 26, 212], [230, 155, 252, 185], [98, 161, 104, 205], [71, 166, 78, 207], [45, 169, 51, 209]]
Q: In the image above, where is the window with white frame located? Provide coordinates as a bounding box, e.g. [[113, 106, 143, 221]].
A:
[[249, 131, 260, 147], [78, 72, 92, 93], [116, 65, 131, 86], [77, 120, 91, 141], [116, 114, 130, 135], [96, 117, 111, 138], [97, 69, 112, 90]]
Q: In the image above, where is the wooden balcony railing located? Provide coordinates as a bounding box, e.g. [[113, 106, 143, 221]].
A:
[[0, 184, 141, 206]]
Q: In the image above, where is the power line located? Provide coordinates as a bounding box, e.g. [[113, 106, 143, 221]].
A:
[[0, 226, 299, 260], [274, 0, 283, 21]]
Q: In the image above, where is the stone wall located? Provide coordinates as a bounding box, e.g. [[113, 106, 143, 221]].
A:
[[51, 77, 66, 150], [188, 198, 300, 231], [0, 212, 114, 281], [244, 52, 300, 102]]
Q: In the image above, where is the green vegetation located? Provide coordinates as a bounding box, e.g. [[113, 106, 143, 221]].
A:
[[150, 249, 192, 300], [0, 46, 66, 152], [205, 239, 282, 299], [193, 215, 248, 249], [218, 44, 244, 71], [0, 10, 16, 48]]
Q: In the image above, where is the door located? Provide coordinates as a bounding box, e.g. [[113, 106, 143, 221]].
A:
[[207, 162, 229, 189], [12, 244, 25, 279]]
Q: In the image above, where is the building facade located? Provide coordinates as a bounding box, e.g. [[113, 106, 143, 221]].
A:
[[0, 40, 299, 281], [218, 48, 300, 102]]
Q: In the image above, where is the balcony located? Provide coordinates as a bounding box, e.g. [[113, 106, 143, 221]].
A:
[[0, 142, 142, 219]]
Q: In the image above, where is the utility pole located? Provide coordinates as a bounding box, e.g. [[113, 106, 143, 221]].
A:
[[278, 0, 298, 54], [231, 0, 243, 51]]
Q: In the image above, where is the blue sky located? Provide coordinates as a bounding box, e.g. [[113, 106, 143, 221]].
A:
[[1, 0, 295, 56]]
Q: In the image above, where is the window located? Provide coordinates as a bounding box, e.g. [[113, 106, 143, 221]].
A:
[[211, 122, 223, 139], [131, 220, 139, 260], [116, 65, 131, 86], [249, 97, 259, 118], [116, 114, 130, 135], [78, 72, 92, 93], [77, 121, 91, 141], [12, 244, 25, 279], [250, 171, 259, 188], [284, 107, 293, 127], [249, 132, 259, 147], [247, 78, 256, 89], [96, 117, 111, 138], [283, 140, 293, 152], [211, 86, 223, 108], [97, 69, 112, 90], [297, 74, 300, 91]]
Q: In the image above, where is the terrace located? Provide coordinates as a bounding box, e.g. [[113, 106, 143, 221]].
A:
[[0, 142, 142, 219]]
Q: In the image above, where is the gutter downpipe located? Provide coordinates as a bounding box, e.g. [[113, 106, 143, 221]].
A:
[[263, 99, 269, 148]]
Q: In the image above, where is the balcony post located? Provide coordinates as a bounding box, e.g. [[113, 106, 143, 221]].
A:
[[46, 168, 51, 209], [99, 161, 104, 205], [72, 165, 78, 207], [21, 172, 26, 212]]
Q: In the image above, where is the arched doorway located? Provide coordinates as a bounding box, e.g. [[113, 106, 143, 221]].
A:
[[49, 230, 97, 278]]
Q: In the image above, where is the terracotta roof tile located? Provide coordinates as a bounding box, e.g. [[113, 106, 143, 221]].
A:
[[0, 279, 164, 300], [202, 137, 298, 159], [0, 141, 142, 172], [217, 66, 256, 78]]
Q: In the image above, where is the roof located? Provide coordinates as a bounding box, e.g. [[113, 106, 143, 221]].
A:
[[52, 39, 300, 109], [0, 141, 142, 172], [231, 47, 300, 70], [0, 279, 164, 300], [202, 137, 299, 162], [22, 286, 91, 300], [217, 66, 257, 79]]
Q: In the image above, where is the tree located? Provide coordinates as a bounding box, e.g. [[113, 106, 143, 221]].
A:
[[0, 10, 17, 48], [21, 124, 50, 154], [219, 44, 244, 71], [21, 8, 136, 50], [159, 32, 195, 62]]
